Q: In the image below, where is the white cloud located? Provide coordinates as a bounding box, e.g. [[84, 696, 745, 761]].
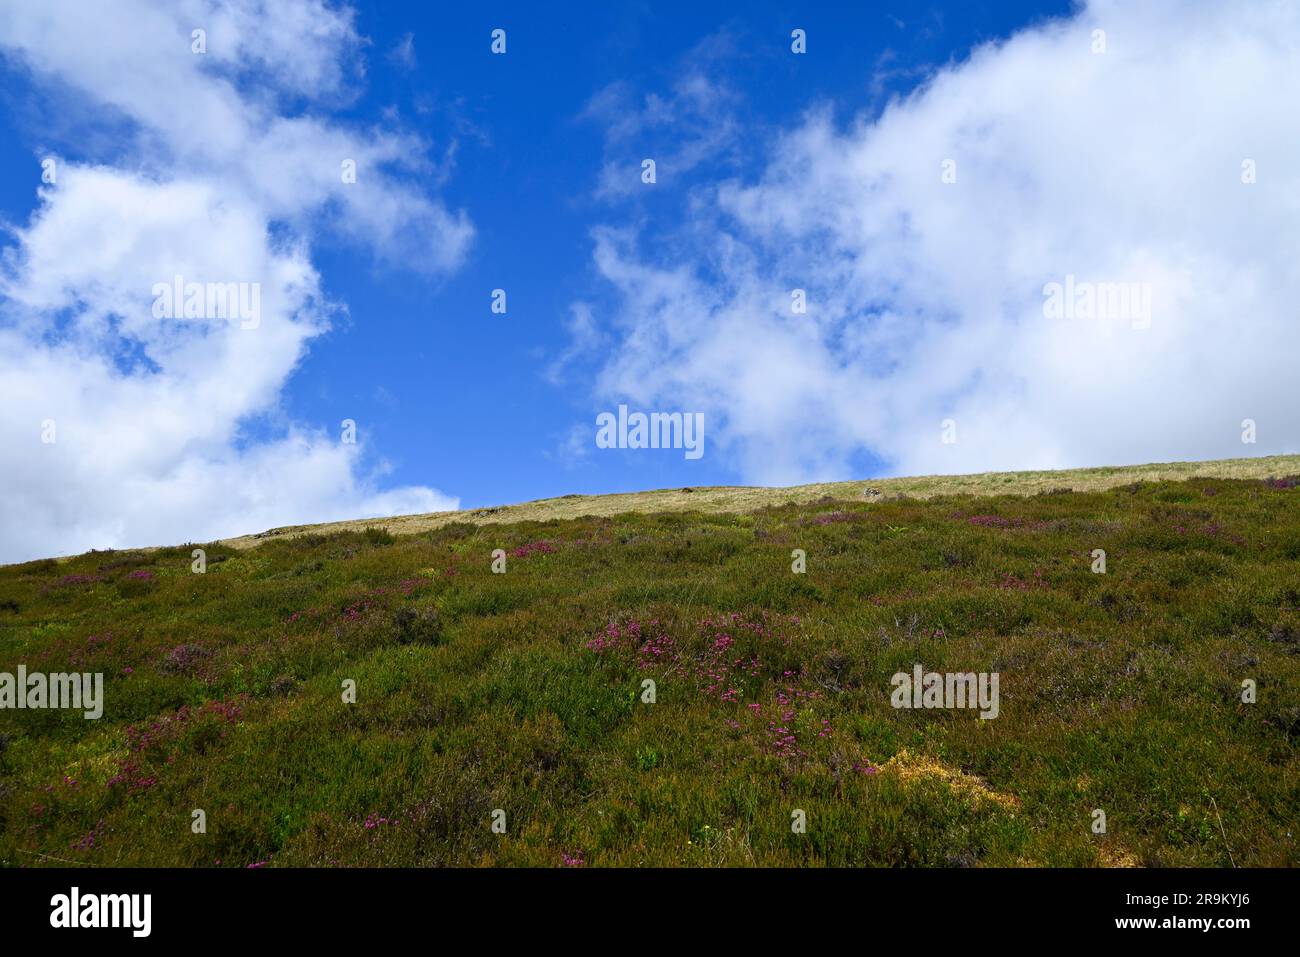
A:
[[576, 0, 1300, 485], [583, 67, 741, 201], [545, 301, 604, 385], [388, 31, 417, 71], [0, 0, 461, 562]]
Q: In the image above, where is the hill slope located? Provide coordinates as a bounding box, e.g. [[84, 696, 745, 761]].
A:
[[1, 457, 1298, 867], [220, 453, 1300, 549]]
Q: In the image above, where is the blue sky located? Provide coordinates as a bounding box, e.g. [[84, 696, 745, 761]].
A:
[[2, 0, 1296, 561], [277, 0, 1070, 508]]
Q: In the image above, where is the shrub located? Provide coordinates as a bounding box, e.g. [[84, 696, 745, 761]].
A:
[[392, 605, 443, 646]]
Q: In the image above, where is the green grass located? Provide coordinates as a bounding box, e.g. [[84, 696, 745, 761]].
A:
[[1, 471, 1298, 867]]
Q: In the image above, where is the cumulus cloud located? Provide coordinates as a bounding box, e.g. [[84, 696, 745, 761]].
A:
[[575, 0, 1300, 485], [0, 0, 461, 562]]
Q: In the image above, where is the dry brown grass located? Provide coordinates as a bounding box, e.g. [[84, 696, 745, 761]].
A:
[[218, 452, 1300, 550]]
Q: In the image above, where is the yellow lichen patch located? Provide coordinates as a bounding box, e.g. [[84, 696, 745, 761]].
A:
[[883, 748, 1021, 811], [1097, 842, 1142, 868]]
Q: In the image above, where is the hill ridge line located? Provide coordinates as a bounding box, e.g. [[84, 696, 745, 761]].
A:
[[217, 452, 1300, 550]]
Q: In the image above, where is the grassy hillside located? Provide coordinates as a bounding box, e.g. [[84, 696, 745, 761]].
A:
[[220, 453, 1300, 549], [1, 462, 1298, 866]]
